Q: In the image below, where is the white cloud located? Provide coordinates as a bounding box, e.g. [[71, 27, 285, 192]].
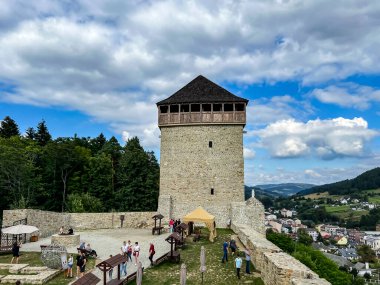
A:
[[244, 147, 256, 159], [254, 117, 378, 159], [311, 84, 380, 110], [1, 0, 380, 148]]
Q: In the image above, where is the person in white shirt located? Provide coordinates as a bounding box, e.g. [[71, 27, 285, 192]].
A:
[[133, 242, 140, 265]]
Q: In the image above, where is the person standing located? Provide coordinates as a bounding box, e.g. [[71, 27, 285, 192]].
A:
[[169, 219, 174, 233], [11, 241, 21, 264], [148, 243, 155, 266], [127, 240, 133, 262], [230, 237, 237, 256], [66, 254, 73, 278], [245, 249, 251, 274], [133, 242, 140, 266], [121, 241, 128, 257], [76, 251, 83, 278], [235, 254, 242, 279], [221, 240, 229, 263], [79, 252, 87, 277]]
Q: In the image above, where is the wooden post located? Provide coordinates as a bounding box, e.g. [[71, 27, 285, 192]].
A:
[[117, 263, 120, 280], [103, 264, 106, 285]]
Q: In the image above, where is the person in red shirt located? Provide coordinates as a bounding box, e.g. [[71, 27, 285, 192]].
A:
[[169, 219, 174, 233], [148, 243, 155, 266]]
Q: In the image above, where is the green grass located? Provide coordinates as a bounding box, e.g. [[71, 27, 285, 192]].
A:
[[129, 228, 264, 285], [368, 196, 380, 204], [325, 205, 350, 213], [0, 252, 96, 285]]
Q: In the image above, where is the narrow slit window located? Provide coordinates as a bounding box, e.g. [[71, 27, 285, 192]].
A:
[[211, 188, 214, 195], [209, 141, 213, 148]]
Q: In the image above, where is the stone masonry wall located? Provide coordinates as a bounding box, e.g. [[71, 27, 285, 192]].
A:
[[231, 197, 265, 234], [2, 210, 156, 237], [159, 125, 245, 224], [69, 211, 156, 230], [232, 223, 331, 285], [3, 209, 70, 237]]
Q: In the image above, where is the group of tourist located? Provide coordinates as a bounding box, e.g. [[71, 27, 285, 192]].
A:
[[168, 218, 181, 233], [222, 237, 253, 279], [106, 240, 155, 280]]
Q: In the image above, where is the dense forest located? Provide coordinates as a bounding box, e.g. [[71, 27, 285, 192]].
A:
[[298, 167, 380, 196], [0, 116, 160, 223]]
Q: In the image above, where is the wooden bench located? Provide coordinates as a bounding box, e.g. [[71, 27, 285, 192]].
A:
[[40, 245, 49, 252], [152, 226, 164, 235], [72, 272, 100, 285], [106, 279, 124, 285], [153, 253, 169, 266], [169, 251, 180, 263], [77, 247, 97, 258], [0, 246, 12, 254], [125, 267, 144, 283]]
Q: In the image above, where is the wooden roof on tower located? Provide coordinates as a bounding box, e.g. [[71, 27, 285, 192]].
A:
[[156, 75, 248, 105]]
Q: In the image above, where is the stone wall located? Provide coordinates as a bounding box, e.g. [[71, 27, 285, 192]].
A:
[[3, 209, 70, 237], [231, 197, 265, 234], [159, 125, 245, 223], [2, 210, 156, 237], [232, 223, 331, 285], [69, 211, 156, 230]]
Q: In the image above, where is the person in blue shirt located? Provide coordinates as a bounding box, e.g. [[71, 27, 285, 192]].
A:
[[221, 240, 229, 263], [235, 254, 243, 279]]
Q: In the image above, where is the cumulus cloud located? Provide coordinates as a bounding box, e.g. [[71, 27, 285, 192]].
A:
[[244, 147, 256, 159], [311, 83, 380, 110], [246, 95, 314, 127], [254, 117, 378, 159], [1, 0, 380, 148]]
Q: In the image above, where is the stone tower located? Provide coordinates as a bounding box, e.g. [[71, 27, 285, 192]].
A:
[[157, 75, 250, 227]]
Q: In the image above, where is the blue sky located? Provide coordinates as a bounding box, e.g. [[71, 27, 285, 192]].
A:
[[0, 0, 380, 186]]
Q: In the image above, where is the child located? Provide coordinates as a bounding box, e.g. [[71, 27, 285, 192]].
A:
[[67, 254, 73, 278]]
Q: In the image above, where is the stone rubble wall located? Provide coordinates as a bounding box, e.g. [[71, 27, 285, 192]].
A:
[[232, 223, 331, 285], [231, 197, 266, 234], [2, 209, 157, 237], [2, 209, 70, 238]]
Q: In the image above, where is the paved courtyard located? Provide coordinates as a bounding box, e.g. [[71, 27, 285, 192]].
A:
[[21, 228, 171, 284]]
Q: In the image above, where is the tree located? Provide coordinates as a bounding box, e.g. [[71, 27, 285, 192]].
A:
[[90, 133, 107, 154], [357, 245, 376, 263], [298, 229, 313, 246], [86, 153, 114, 210], [0, 137, 42, 209], [0, 116, 20, 138], [67, 193, 103, 213], [25, 127, 36, 140], [115, 137, 159, 211], [35, 119, 52, 146]]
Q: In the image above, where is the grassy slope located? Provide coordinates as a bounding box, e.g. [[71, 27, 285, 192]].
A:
[[0, 252, 96, 285], [129, 228, 264, 285]]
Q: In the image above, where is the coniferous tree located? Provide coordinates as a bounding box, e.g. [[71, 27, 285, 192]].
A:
[[0, 116, 20, 138], [35, 119, 52, 146], [25, 127, 36, 140]]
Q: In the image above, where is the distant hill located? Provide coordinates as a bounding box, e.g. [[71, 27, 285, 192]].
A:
[[253, 183, 316, 197], [298, 167, 380, 196]]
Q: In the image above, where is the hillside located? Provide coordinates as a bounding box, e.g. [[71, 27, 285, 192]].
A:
[[254, 183, 315, 197], [298, 167, 380, 196]]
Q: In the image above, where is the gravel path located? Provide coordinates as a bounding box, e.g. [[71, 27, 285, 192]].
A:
[[21, 228, 171, 284]]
